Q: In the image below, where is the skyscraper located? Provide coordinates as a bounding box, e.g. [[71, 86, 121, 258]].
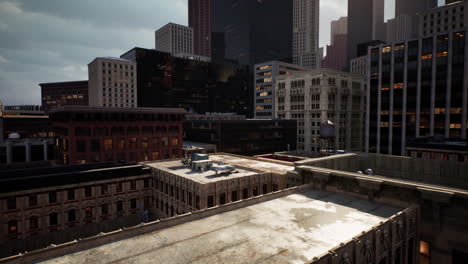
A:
[[210, 0, 293, 67], [366, 28, 467, 155], [395, 0, 437, 17], [347, 0, 385, 61], [155, 23, 193, 55], [189, 0, 211, 57], [292, 0, 320, 69], [331, 17, 348, 45]]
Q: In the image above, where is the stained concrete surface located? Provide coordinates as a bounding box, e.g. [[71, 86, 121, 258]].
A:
[[40, 190, 402, 264]]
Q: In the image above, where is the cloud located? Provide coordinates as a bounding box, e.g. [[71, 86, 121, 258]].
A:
[[0, 0, 398, 105], [0, 0, 187, 105]]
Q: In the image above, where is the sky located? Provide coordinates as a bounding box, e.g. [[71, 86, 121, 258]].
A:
[[0, 0, 398, 105]]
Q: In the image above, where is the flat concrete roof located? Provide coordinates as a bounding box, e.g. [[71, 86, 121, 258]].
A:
[[144, 154, 294, 184], [145, 159, 258, 184], [209, 154, 294, 175], [40, 190, 402, 264]]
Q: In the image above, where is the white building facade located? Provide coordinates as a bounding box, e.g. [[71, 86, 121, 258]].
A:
[[350, 55, 368, 78], [275, 69, 366, 153], [155, 23, 194, 55], [88, 57, 137, 108], [292, 0, 320, 69]]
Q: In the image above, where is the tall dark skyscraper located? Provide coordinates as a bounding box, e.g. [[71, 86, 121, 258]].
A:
[[120, 48, 250, 116], [210, 0, 293, 66], [189, 0, 211, 57], [395, 0, 437, 17], [347, 0, 385, 61]]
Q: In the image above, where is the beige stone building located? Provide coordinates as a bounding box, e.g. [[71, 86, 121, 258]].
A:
[[350, 55, 368, 78], [275, 69, 366, 153], [88, 57, 137, 108], [145, 154, 293, 219], [155, 23, 194, 55]]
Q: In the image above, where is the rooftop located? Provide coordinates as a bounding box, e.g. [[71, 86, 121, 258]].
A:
[[145, 159, 257, 184], [145, 154, 294, 183], [48, 105, 187, 115], [39, 189, 402, 264]]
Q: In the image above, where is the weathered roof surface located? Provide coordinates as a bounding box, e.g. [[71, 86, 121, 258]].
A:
[[145, 158, 258, 184], [40, 190, 402, 264], [209, 154, 294, 175], [144, 154, 295, 184]]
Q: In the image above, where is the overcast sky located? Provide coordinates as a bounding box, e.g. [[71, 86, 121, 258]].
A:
[[0, 0, 398, 105]]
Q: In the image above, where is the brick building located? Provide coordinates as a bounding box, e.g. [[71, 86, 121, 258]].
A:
[[48, 106, 186, 165], [39, 81, 88, 112]]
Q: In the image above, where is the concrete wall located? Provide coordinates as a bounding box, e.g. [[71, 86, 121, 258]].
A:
[[297, 153, 468, 189]]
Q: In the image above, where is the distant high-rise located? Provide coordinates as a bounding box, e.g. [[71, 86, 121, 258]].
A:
[[395, 0, 437, 17], [347, 0, 386, 61], [292, 0, 320, 69], [386, 14, 414, 43], [189, 0, 211, 57], [155, 23, 194, 55], [88, 57, 137, 108], [210, 0, 293, 66], [323, 17, 348, 71], [331, 17, 348, 45]]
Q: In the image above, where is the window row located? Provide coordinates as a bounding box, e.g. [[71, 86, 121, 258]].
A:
[[7, 197, 149, 234], [4, 179, 150, 210]]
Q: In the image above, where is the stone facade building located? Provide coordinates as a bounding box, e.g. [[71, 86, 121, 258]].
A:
[[0, 164, 153, 258], [155, 23, 194, 56], [88, 57, 137, 108], [39, 80, 88, 112], [145, 154, 292, 219], [275, 69, 366, 153]]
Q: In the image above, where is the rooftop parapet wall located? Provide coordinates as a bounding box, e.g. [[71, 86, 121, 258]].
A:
[[0, 185, 313, 264], [296, 153, 468, 190]]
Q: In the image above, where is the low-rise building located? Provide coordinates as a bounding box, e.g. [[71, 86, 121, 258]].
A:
[[184, 118, 297, 156], [39, 80, 88, 112], [0, 164, 152, 258], [144, 154, 293, 219], [275, 69, 366, 153], [49, 106, 186, 165]]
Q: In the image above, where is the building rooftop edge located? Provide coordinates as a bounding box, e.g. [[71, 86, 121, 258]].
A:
[[48, 106, 188, 115]]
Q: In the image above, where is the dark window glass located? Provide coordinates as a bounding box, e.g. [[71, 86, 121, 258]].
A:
[[242, 188, 249, 199], [207, 195, 214, 207], [101, 204, 109, 215], [220, 193, 226, 205], [131, 198, 137, 209], [49, 191, 57, 204], [30, 216, 39, 230], [49, 213, 58, 226], [68, 209, 76, 222], [85, 186, 92, 197], [232, 191, 238, 202], [7, 197, 16, 210], [67, 189, 75, 200], [117, 201, 123, 212], [29, 195, 38, 207]]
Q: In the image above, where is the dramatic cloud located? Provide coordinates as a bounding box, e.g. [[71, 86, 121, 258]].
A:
[[0, 0, 397, 105]]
